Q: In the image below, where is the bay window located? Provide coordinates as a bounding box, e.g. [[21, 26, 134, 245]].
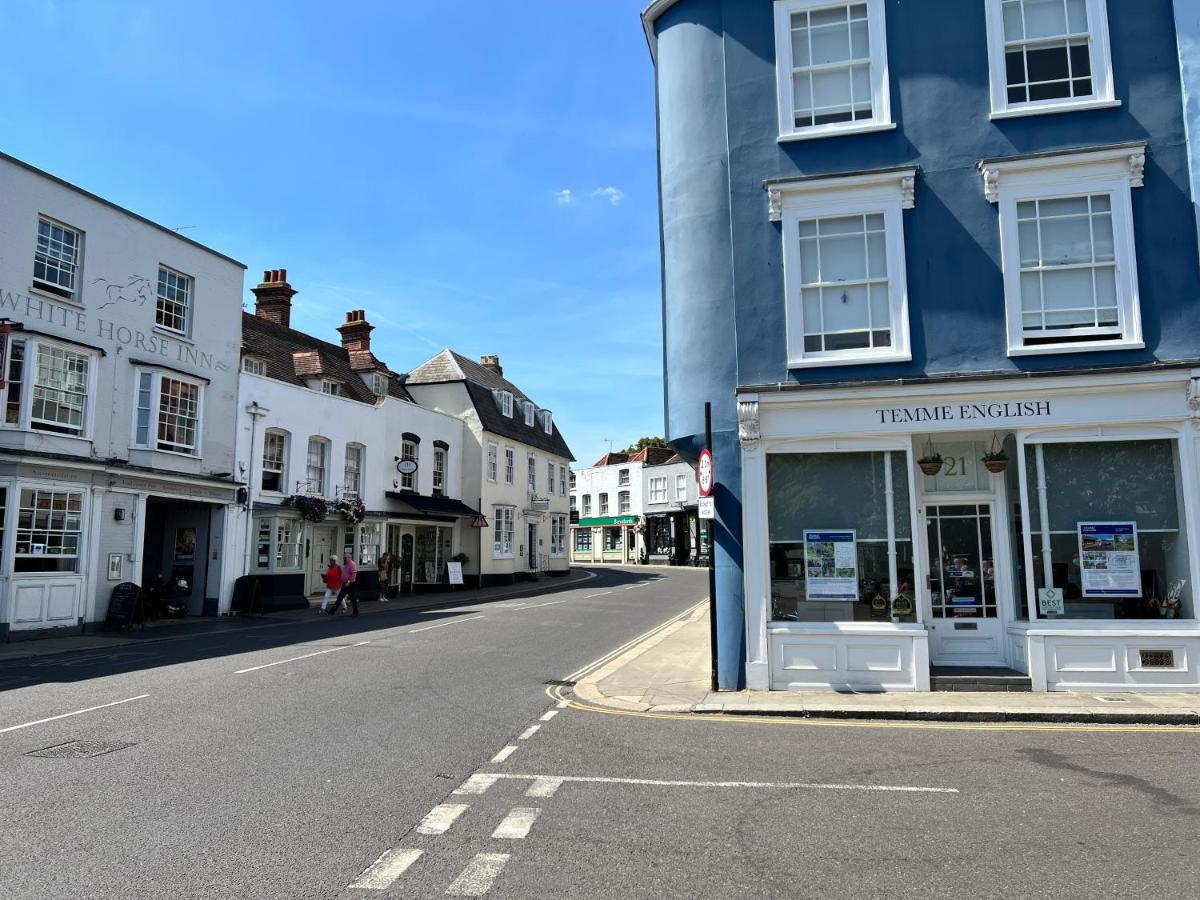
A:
[[1, 339, 95, 438], [254, 515, 302, 571], [767, 450, 915, 623], [358, 522, 381, 567], [134, 370, 202, 455]]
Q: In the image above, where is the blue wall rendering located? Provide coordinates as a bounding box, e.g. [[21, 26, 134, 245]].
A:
[[652, 0, 1200, 690]]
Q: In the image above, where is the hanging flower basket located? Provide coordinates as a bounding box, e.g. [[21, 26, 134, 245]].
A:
[[284, 493, 329, 523], [332, 495, 367, 524], [917, 455, 944, 477], [981, 452, 1009, 474]]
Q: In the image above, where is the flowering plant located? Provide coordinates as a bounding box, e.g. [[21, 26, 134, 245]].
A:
[[285, 493, 329, 523], [333, 495, 367, 524]]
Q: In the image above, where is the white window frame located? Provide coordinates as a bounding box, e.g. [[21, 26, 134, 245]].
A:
[[582, 494, 592, 516], [599, 493, 609, 515], [774, 168, 915, 368], [560, 465, 568, 497], [493, 505, 515, 558], [400, 439, 419, 491], [649, 477, 668, 504], [984, 0, 1117, 120], [539, 409, 553, 432], [131, 368, 204, 456], [527, 452, 537, 492], [21, 340, 94, 438], [676, 473, 688, 501], [486, 442, 498, 482], [33, 217, 82, 300], [369, 371, 388, 396], [523, 401, 535, 427], [773, 0, 894, 142], [504, 446, 515, 484], [320, 379, 341, 397], [242, 356, 267, 376], [261, 428, 288, 493], [155, 265, 192, 336], [618, 490, 631, 514], [618, 468, 630, 486], [344, 443, 364, 497], [547, 461, 555, 495], [493, 390, 514, 416], [980, 144, 1144, 357], [550, 515, 567, 557], [306, 436, 330, 495], [13, 486, 85, 574], [433, 446, 447, 496]]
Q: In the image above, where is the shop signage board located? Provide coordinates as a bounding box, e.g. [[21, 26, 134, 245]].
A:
[[1078, 522, 1141, 597], [803, 530, 858, 601], [577, 515, 639, 527], [447, 562, 464, 586], [698, 496, 715, 520], [698, 449, 714, 497]]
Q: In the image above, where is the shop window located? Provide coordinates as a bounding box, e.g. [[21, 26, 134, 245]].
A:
[[4, 340, 25, 425], [767, 451, 915, 623], [276, 519, 301, 569], [1022, 438, 1192, 620], [575, 528, 593, 552], [14, 488, 83, 573], [550, 516, 567, 556], [255, 518, 271, 569], [493, 506, 515, 558], [773, 0, 893, 140], [359, 522, 381, 568], [648, 517, 673, 556], [33, 217, 81, 299], [415, 525, 451, 582], [984, 0, 1115, 118], [603, 527, 623, 552], [156, 266, 192, 335], [262, 430, 288, 492]]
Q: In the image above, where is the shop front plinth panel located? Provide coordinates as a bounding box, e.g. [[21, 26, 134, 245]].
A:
[[1037, 634, 1200, 690], [769, 630, 925, 691]]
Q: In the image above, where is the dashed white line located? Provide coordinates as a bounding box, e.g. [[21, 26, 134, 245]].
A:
[[583, 591, 613, 598], [478, 773, 960, 794], [517, 725, 540, 741], [234, 641, 369, 674], [555, 699, 570, 709], [408, 615, 486, 633], [453, 774, 499, 795], [512, 599, 568, 610], [538, 709, 559, 722], [525, 777, 563, 798], [0, 694, 150, 735], [416, 803, 470, 835], [490, 745, 518, 764], [492, 807, 540, 840], [446, 852, 509, 897], [349, 848, 423, 890]]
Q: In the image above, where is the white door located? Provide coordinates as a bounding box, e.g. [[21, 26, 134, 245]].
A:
[[924, 503, 1007, 666], [308, 526, 337, 594]]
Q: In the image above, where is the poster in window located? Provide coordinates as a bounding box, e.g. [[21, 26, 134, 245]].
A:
[[1078, 522, 1140, 597], [174, 527, 197, 562], [803, 530, 858, 601]]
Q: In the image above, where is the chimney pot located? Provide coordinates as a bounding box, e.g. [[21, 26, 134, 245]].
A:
[[338, 309, 374, 354], [252, 267, 297, 328], [480, 354, 503, 376]]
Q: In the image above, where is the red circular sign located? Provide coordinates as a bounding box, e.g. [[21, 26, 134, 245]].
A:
[[698, 449, 714, 497]]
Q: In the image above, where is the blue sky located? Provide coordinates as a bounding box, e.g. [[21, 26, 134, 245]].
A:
[[0, 0, 663, 467]]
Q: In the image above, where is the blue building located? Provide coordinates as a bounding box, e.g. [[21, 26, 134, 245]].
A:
[[644, 0, 1200, 692]]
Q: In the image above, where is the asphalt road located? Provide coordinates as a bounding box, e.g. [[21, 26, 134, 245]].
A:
[[2, 566, 1198, 899]]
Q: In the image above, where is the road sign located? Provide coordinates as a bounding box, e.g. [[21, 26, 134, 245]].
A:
[[698, 496, 715, 520], [698, 449, 714, 497]]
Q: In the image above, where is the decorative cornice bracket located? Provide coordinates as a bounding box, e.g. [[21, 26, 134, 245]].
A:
[[738, 399, 761, 449], [767, 188, 783, 223]]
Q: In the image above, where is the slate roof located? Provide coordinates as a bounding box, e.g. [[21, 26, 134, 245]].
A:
[[407, 349, 575, 461], [241, 312, 412, 404]]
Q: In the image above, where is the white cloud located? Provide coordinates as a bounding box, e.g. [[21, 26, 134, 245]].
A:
[[590, 186, 626, 206], [554, 189, 574, 206]]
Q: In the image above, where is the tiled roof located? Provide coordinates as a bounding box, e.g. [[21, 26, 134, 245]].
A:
[[590, 447, 676, 468], [241, 312, 412, 404], [407, 349, 574, 461], [591, 452, 630, 467]]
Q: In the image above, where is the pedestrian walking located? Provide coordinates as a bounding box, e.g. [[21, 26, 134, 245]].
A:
[[327, 552, 359, 616], [377, 551, 393, 602], [319, 555, 342, 613]]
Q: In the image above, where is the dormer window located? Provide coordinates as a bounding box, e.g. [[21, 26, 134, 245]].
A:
[[368, 371, 388, 396], [493, 389, 514, 416], [320, 380, 341, 397], [538, 409, 553, 432], [243, 357, 266, 376], [523, 401, 535, 427]]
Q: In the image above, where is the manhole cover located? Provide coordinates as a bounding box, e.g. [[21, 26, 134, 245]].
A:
[[27, 740, 134, 759]]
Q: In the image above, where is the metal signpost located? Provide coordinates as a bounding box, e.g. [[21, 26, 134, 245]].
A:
[[703, 402, 718, 692]]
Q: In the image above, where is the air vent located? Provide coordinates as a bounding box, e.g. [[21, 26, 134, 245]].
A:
[[1139, 649, 1175, 669]]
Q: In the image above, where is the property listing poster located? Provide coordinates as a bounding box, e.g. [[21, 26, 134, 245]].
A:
[[804, 531, 858, 601], [1078, 522, 1141, 597]]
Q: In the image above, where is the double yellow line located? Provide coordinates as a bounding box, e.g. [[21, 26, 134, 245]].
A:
[[549, 602, 1200, 734]]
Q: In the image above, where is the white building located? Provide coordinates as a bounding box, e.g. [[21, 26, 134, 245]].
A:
[[405, 352, 573, 586], [235, 273, 478, 606], [570, 447, 706, 566], [0, 152, 245, 633]]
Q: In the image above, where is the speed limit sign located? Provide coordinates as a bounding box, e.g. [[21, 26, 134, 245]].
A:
[[698, 449, 714, 497]]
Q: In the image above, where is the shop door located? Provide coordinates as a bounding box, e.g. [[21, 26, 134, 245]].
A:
[[399, 532, 414, 594], [924, 504, 1006, 666], [308, 526, 337, 594], [528, 523, 539, 571]]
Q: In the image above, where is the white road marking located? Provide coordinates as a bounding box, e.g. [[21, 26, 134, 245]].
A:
[[556, 699, 570, 709], [453, 774, 499, 795], [492, 807, 540, 839], [416, 802, 470, 835], [512, 599, 567, 611], [0, 694, 150, 735], [478, 773, 960, 795], [539, 709, 559, 722], [525, 777, 563, 798], [583, 591, 613, 598], [408, 615, 485, 633], [446, 852, 509, 897], [490, 745, 518, 763], [234, 641, 369, 674], [349, 848, 423, 890], [623, 585, 642, 590], [517, 725, 540, 740]]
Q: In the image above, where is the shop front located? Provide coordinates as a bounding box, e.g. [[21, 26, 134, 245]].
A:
[[384, 493, 479, 592], [740, 366, 1200, 692], [572, 515, 638, 564]]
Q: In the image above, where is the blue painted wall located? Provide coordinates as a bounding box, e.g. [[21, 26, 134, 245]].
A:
[[652, 0, 1200, 689]]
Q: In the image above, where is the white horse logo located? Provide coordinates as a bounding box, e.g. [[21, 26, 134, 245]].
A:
[[91, 275, 156, 311]]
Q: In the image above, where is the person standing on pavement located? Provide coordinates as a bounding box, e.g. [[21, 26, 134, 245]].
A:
[[319, 555, 342, 613], [328, 552, 359, 616], [377, 551, 393, 603]]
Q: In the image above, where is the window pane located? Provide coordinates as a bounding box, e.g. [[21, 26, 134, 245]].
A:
[[1023, 0, 1068, 39], [822, 284, 870, 331], [820, 233, 868, 281], [810, 17, 850, 64]]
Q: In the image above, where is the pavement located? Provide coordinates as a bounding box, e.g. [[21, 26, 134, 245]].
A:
[[0, 568, 596, 663], [572, 601, 1200, 725]]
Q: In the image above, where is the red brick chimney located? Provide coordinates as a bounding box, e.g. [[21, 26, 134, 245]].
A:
[[480, 354, 503, 376], [252, 269, 297, 328], [337, 309, 374, 353]]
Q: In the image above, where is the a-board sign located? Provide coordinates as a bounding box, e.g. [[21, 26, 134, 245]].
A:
[[232, 575, 263, 616], [105, 582, 142, 630], [698, 449, 714, 497], [447, 562, 464, 586]]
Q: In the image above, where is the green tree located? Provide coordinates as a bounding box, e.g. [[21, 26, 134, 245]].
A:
[[621, 436, 668, 453]]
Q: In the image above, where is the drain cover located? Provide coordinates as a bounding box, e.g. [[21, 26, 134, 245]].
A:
[[27, 740, 134, 759]]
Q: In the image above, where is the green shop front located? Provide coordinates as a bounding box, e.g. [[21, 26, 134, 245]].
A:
[[571, 515, 639, 565]]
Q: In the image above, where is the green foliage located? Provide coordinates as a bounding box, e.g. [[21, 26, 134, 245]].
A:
[[621, 436, 667, 453]]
